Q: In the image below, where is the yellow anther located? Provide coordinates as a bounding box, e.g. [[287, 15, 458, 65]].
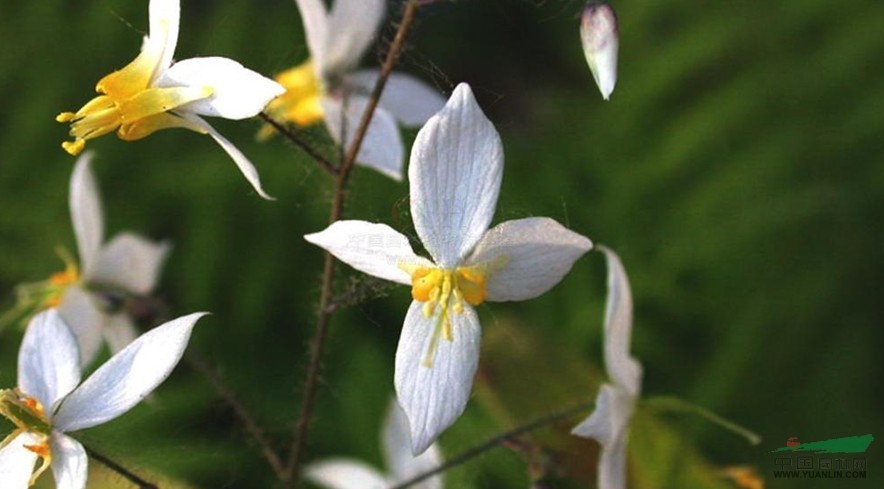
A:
[[24, 438, 52, 486]]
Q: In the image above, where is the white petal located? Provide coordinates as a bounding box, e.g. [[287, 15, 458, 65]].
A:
[[322, 0, 385, 76], [57, 286, 106, 367], [322, 96, 404, 180], [90, 233, 171, 295], [304, 221, 432, 285], [349, 71, 447, 127], [384, 401, 444, 489], [580, 3, 619, 100], [294, 0, 329, 67], [599, 247, 642, 396], [0, 432, 41, 489], [18, 310, 81, 415], [304, 459, 389, 489], [102, 314, 140, 356], [571, 385, 632, 489], [146, 0, 180, 76], [395, 300, 481, 455], [69, 152, 104, 278], [157, 57, 285, 120], [53, 313, 206, 432], [409, 83, 503, 268], [50, 433, 87, 489], [180, 114, 274, 199], [465, 218, 592, 302]]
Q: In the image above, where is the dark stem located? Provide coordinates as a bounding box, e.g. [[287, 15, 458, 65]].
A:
[[186, 352, 287, 479], [281, 1, 422, 486], [84, 445, 158, 489], [389, 401, 594, 489], [259, 112, 337, 176]]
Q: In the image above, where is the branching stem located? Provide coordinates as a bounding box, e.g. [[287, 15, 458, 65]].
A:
[[259, 112, 337, 176], [84, 445, 158, 489]]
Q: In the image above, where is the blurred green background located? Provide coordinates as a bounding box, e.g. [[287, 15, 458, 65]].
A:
[[1, 0, 881, 487]]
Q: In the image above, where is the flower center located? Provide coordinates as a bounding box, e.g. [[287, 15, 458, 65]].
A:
[[259, 60, 324, 138], [57, 54, 213, 155], [0, 389, 53, 486]]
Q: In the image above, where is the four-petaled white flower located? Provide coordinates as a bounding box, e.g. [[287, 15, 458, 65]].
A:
[[305, 83, 593, 454], [305, 400, 443, 489], [57, 0, 284, 199], [55, 152, 171, 367], [0, 309, 205, 489], [261, 0, 447, 180], [571, 247, 641, 489], [580, 2, 619, 100]]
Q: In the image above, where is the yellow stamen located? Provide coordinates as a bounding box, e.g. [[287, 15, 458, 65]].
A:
[[24, 439, 52, 486], [258, 59, 324, 139]]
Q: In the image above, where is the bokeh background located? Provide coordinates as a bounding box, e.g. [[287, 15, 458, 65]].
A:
[[1, 0, 881, 487]]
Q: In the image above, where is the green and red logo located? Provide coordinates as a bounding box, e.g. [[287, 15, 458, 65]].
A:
[[770, 435, 874, 454]]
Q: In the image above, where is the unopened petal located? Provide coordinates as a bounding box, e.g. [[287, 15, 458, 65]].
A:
[[18, 310, 81, 415], [409, 83, 503, 268], [467, 218, 592, 302], [91, 233, 171, 295], [158, 57, 285, 119], [0, 431, 41, 489], [57, 286, 106, 368], [180, 114, 274, 199], [395, 300, 481, 455], [580, 2, 619, 100], [599, 247, 642, 396], [69, 152, 104, 278], [304, 221, 432, 285], [323, 0, 385, 77], [50, 433, 88, 489], [349, 70, 447, 127], [53, 313, 206, 432], [304, 459, 389, 489], [322, 95, 404, 180], [383, 401, 444, 489]]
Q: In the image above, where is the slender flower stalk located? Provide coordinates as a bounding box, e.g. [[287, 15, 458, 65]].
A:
[[306, 83, 593, 454], [0, 309, 205, 489], [57, 0, 284, 199]]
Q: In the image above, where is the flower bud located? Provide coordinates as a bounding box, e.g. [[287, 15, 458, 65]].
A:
[[580, 2, 619, 100]]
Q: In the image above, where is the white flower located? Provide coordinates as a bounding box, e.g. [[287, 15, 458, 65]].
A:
[[53, 152, 171, 366], [580, 2, 619, 100], [262, 0, 447, 180], [305, 400, 443, 489], [57, 0, 284, 199], [305, 83, 593, 454], [0, 309, 205, 489], [571, 247, 641, 489]]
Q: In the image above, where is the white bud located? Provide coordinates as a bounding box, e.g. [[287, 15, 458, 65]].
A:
[[581, 2, 619, 100]]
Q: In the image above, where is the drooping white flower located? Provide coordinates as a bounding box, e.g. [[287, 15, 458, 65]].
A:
[[57, 0, 284, 199], [261, 0, 447, 180], [580, 2, 619, 100], [0, 309, 205, 489], [571, 247, 641, 489], [305, 400, 443, 489], [305, 83, 593, 454]]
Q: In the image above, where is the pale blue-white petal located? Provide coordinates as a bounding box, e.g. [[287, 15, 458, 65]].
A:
[[409, 83, 503, 268], [305, 220, 433, 285], [571, 384, 633, 489], [599, 247, 642, 396], [395, 300, 481, 455], [18, 310, 81, 416], [102, 314, 140, 357], [53, 313, 206, 432], [91, 232, 171, 295], [304, 459, 389, 489], [69, 152, 103, 278], [294, 0, 329, 67], [158, 57, 285, 119], [466, 218, 592, 302], [57, 285, 106, 368], [349, 70, 447, 127], [50, 432, 88, 489], [384, 400, 444, 489], [146, 0, 180, 77], [322, 0, 385, 77], [322, 95, 404, 180], [0, 431, 41, 489]]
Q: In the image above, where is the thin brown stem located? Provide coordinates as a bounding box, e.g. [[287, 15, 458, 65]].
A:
[[282, 1, 422, 486], [186, 352, 287, 479], [389, 401, 594, 489], [259, 112, 337, 176], [84, 445, 158, 489]]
